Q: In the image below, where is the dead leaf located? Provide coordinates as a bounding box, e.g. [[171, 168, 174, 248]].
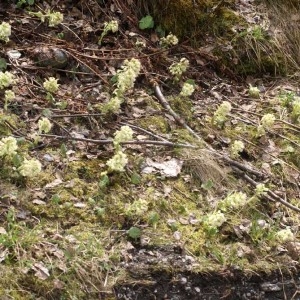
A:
[[32, 262, 50, 280]]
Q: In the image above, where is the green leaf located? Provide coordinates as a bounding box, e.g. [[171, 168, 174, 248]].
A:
[[148, 212, 159, 225], [28, 0, 35, 4], [99, 174, 110, 189], [139, 15, 154, 30], [128, 227, 141, 239], [201, 179, 214, 191], [185, 79, 195, 86], [131, 172, 141, 185], [0, 58, 7, 71]]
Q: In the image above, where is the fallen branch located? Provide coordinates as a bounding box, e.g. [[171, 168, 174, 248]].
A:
[[40, 134, 197, 148]]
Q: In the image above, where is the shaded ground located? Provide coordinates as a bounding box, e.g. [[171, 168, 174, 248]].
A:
[[0, 1, 300, 299]]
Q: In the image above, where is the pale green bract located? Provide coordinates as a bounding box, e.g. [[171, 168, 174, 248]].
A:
[[106, 150, 128, 172], [117, 58, 141, 93], [18, 158, 42, 177], [48, 11, 64, 27], [0, 136, 18, 157], [180, 82, 195, 97], [114, 126, 133, 145], [204, 211, 226, 229], [104, 20, 118, 33], [261, 113, 275, 129], [0, 71, 15, 89], [276, 228, 294, 242], [255, 183, 268, 196], [221, 191, 247, 210], [169, 58, 189, 80], [213, 101, 232, 125], [4, 90, 15, 102], [230, 140, 245, 158], [38, 117, 52, 133], [0, 22, 11, 42], [43, 77, 59, 93], [249, 85, 260, 98], [160, 33, 178, 47]]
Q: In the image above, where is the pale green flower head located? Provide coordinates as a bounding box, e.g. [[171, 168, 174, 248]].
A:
[[221, 191, 247, 210], [114, 126, 134, 145], [160, 33, 178, 47], [48, 11, 64, 27], [255, 183, 268, 196], [43, 77, 59, 93], [248, 85, 260, 98], [106, 150, 128, 172], [0, 136, 18, 157], [102, 96, 123, 114], [117, 58, 141, 92], [126, 198, 148, 216], [230, 140, 245, 158], [38, 117, 52, 133], [0, 22, 11, 42], [180, 82, 195, 97], [169, 58, 189, 80], [276, 228, 294, 243], [261, 113, 275, 129], [4, 90, 15, 102], [204, 211, 226, 230], [104, 20, 118, 33], [18, 158, 42, 177], [213, 101, 232, 125], [0, 71, 15, 89]]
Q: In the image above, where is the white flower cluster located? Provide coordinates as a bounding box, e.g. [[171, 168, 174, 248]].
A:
[[180, 82, 195, 97], [48, 12, 64, 27], [255, 183, 268, 196], [18, 158, 42, 177], [0, 136, 18, 157], [126, 198, 148, 216], [261, 113, 275, 129], [99, 20, 118, 44], [117, 58, 141, 93], [203, 211, 226, 230], [248, 85, 260, 98], [230, 140, 245, 158], [0, 22, 11, 42], [0, 136, 42, 177], [213, 101, 232, 125], [106, 150, 128, 172], [221, 191, 247, 210], [103, 59, 141, 114], [38, 117, 52, 133], [169, 58, 189, 81], [160, 33, 178, 47], [43, 77, 59, 93], [113, 125, 133, 146], [29, 11, 63, 27], [0, 71, 15, 89], [5, 90, 15, 102], [276, 228, 294, 242], [104, 20, 118, 33]]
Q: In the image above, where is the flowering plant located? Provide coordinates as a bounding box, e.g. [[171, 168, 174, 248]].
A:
[[0, 71, 16, 89], [43, 77, 59, 93], [213, 101, 232, 126], [38, 117, 52, 133], [160, 33, 178, 47], [98, 20, 118, 45], [169, 58, 189, 81], [0, 136, 18, 157], [0, 22, 11, 42], [106, 150, 128, 172], [180, 82, 195, 97], [230, 140, 245, 158], [18, 158, 42, 177]]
